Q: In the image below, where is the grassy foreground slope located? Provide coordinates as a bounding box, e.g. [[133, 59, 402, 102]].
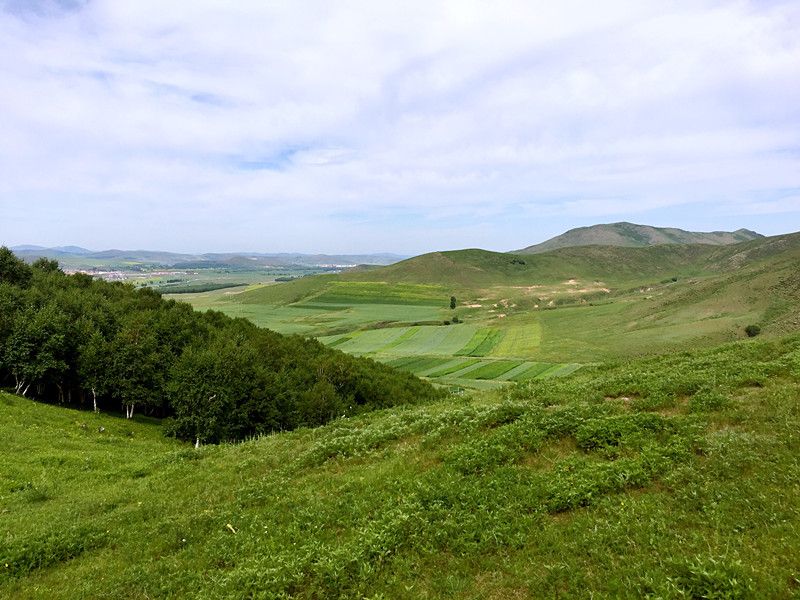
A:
[[3, 334, 800, 598]]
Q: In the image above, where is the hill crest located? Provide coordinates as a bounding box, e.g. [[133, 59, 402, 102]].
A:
[[517, 222, 762, 254]]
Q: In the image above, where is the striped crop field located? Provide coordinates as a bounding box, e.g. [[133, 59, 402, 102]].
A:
[[466, 360, 523, 380], [318, 325, 479, 357], [454, 328, 505, 357], [312, 282, 449, 306], [379, 354, 581, 386], [422, 357, 482, 377], [490, 322, 543, 357]]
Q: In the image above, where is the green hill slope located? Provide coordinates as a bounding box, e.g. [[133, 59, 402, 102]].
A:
[[237, 232, 798, 304], [179, 233, 800, 372], [3, 334, 800, 598], [517, 222, 763, 253]]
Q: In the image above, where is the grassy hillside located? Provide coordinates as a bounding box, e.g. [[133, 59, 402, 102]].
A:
[[517, 222, 763, 253], [176, 233, 800, 389], [3, 334, 800, 598]]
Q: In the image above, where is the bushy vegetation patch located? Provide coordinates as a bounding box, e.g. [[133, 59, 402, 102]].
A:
[[0, 526, 108, 580]]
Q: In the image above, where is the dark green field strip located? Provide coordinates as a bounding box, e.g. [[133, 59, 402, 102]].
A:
[[399, 357, 454, 375], [325, 336, 352, 348], [441, 360, 490, 379], [467, 360, 523, 380], [454, 328, 506, 357], [312, 282, 448, 306], [509, 362, 558, 381], [455, 329, 490, 356], [471, 329, 505, 356], [496, 361, 538, 381], [289, 302, 348, 311], [385, 356, 422, 368], [424, 357, 482, 378], [375, 327, 420, 353]]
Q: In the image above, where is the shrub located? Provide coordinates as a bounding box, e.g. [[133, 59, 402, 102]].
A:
[[744, 324, 761, 337]]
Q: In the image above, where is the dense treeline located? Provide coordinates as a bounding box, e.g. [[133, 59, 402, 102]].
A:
[[0, 247, 441, 443]]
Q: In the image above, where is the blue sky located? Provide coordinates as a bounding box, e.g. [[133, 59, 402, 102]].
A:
[[0, 0, 799, 254]]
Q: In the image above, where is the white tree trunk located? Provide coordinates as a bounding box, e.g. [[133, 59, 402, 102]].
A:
[[92, 388, 98, 413]]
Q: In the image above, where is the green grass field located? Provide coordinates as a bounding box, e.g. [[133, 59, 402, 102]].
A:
[[3, 334, 800, 598]]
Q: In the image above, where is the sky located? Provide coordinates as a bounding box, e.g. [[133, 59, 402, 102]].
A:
[[0, 0, 799, 254]]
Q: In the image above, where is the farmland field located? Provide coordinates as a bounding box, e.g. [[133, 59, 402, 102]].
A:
[[175, 282, 578, 387]]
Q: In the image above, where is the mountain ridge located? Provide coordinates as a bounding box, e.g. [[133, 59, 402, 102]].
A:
[[517, 222, 763, 254]]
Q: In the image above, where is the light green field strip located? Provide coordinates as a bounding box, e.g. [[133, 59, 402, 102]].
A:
[[318, 333, 343, 345], [384, 356, 423, 369], [510, 362, 559, 381], [385, 325, 455, 356], [467, 360, 523, 380], [416, 357, 470, 377], [536, 363, 572, 378], [374, 327, 421, 353], [423, 357, 482, 378], [399, 356, 453, 374], [490, 321, 543, 357], [358, 325, 480, 358], [545, 363, 583, 378], [325, 335, 352, 348], [331, 327, 408, 354], [428, 325, 480, 355], [431, 377, 510, 390], [496, 361, 539, 381]]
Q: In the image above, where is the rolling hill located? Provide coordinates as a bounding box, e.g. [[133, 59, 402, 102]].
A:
[[517, 222, 762, 254], [179, 232, 800, 370], [236, 231, 799, 303]]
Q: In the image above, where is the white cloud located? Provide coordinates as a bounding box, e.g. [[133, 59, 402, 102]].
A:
[[0, 0, 799, 252]]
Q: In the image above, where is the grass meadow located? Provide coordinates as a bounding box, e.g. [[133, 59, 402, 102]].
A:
[[3, 334, 800, 598]]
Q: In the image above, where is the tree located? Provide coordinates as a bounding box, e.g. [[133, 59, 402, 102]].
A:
[[0, 247, 32, 287], [2, 302, 69, 396], [31, 257, 61, 273], [110, 315, 163, 418], [78, 331, 112, 412], [450, 296, 457, 310], [168, 333, 273, 445]]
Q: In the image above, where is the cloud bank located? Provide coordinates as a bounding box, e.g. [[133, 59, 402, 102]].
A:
[[1, 0, 799, 252]]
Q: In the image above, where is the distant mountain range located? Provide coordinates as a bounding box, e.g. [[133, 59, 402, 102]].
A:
[[516, 222, 763, 254], [8, 246, 407, 268]]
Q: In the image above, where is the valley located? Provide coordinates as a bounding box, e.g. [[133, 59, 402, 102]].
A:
[[172, 232, 800, 389]]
